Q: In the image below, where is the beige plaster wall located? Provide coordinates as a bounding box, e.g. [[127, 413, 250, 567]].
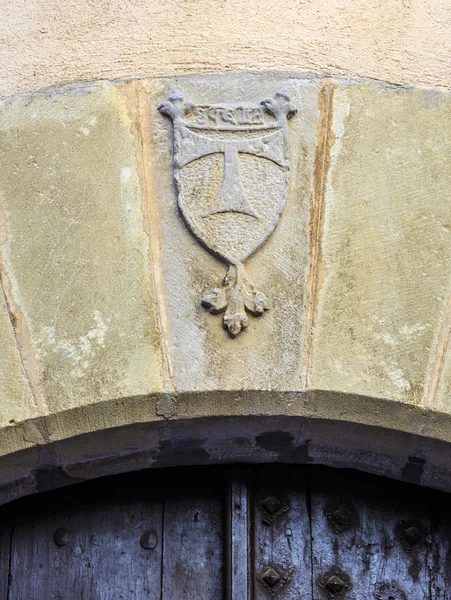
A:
[[1, 0, 451, 98]]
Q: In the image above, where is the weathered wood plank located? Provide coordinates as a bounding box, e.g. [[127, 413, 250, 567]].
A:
[[253, 466, 312, 600], [226, 470, 250, 600], [8, 472, 164, 600], [310, 467, 431, 600], [0, 504, 11, 600], [161, 469, 224, 600], [429, 488, 451, 600], [5, 464, 451, 600]]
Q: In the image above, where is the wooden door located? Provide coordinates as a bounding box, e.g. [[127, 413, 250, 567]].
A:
[[0, 465, 450, 599]]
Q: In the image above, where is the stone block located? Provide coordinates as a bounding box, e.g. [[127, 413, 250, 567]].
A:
[[310, 83, 451, 408], [0, 83, 166, 418], [149, 73, 320, 392]]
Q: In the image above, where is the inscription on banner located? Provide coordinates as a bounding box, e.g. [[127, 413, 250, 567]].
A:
[[188, 104, 265, 127]]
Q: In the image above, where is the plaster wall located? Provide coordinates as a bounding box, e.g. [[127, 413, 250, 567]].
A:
[[1, 0, 451, 97]]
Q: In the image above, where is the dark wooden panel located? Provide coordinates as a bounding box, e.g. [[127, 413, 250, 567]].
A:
[[0, 503, 11, 600], [4, 464, 451, 600], [429, 489, 451, 600], [253, 466, 312, 600], [161, 470, 224, 600], [8, 472, 164, 600], [310, 468, 431, 600]]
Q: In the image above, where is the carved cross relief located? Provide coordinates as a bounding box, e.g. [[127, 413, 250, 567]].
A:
[[159, 89, 296, 337]]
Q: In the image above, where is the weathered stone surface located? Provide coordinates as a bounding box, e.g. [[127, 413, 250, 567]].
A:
[[0, 289, 34, 430], [309, 84, 451, 407], [0, 83, 165, 422], [433, 326, 451, 414]]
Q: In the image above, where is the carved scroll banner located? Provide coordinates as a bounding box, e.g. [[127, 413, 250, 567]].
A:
[[159, 90, 296, 337]]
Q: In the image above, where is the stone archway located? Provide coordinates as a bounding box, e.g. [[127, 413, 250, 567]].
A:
[[0, 71, 451, 506], [2, 408, 451, 507], [1, 4, 451, 598]]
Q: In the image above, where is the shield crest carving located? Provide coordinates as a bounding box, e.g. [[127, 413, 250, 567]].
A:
[[159, 89, 296, 337]]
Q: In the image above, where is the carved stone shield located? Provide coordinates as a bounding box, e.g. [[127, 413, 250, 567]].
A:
[[159, 90, 296, 337]]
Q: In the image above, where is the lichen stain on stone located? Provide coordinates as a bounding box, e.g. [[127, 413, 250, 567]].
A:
[[386, 364, 411, 392], [37, 310, 110, 378], [303, 78, 337, 387]]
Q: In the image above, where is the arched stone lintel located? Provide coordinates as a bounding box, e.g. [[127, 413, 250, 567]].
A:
[[1, 74, 451, 507], [1, 390, 451, 507]]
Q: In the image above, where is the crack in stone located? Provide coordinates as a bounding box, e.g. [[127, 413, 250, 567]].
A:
[[123, 81, 175, 394], [0, 198, 49, 443]]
